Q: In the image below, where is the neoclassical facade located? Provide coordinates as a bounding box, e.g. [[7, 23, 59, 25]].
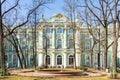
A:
[[37, 14, 82, 68], [3, 13, 120, 68]]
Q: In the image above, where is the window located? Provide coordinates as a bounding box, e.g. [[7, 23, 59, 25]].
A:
[[43, 38, 51, 49], [56, 39, 62, 48], [13, 55, 17, 67], [47, 39, 50, 48], [46, 55, 50, 65], [85, 34, 89, 39], [57, 55, 62, 65], [68, 39, 74, 49], [69, 55, 74, 65], [46, 28, 51, 33], [85, 41, 90, 49], [56, 28, 62, 34], [68, 28, 73, 34]]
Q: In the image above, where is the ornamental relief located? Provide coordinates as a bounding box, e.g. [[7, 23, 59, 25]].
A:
[[46, 35, 52, 38], [56, 34, 63, 39], [68, 35, 73, 39]]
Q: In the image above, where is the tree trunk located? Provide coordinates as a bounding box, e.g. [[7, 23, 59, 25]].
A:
[[0, 1, 7, 75], [103, 27, 108, 70]]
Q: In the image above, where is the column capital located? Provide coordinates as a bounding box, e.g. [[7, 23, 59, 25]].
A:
[[63, 51, 67, 54], [38, 28, 43, 31], [76, 27, 80, 31], [76, 51, 81, 54], [38, 50, 43, 54]]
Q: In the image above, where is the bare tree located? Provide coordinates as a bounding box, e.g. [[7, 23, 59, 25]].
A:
[[0, 0, 52, 76], [78, 0, 115, 70], [63, 0, 79, 69]]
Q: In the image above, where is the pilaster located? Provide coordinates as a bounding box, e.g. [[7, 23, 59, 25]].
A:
[[38, 51, 43, 66], [38, 28, 43, 49], [51, 50, 55, 67], [76, 51, 81, 67], [64, 25, 67, 49], [63, 51, 67, 68], [52, 25, 56, 49]]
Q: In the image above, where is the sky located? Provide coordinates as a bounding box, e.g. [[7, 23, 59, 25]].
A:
[[43, 0, 64, 18]]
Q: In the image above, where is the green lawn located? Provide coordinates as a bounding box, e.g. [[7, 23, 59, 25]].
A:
[[0, 76, 111, 80]]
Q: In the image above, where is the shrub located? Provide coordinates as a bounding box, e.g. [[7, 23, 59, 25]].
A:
[[0, 71, 11, 76], [78, 66, 88, 71], [36, 66, 44, 70]]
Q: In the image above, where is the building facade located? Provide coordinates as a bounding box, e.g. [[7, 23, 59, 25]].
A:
[[3, 13, 120, 68]]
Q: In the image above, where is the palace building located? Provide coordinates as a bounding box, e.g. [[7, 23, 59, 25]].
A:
[[3, 13, 120, 68]]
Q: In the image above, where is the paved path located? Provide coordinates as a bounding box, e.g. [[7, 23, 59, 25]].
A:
[[10, 69, 108, 77]]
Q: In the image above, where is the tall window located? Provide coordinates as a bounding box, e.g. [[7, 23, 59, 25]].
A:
[[69, 55, 74, 65], [47, 39, 50, 48], [46, 28, 51, 33], [85, 41, 90, 49], [57, 55, 62, 65], [13, 55, 17, 67], [85, 34, 89, 39], [68, 39, 74, 49], [56, 28, 62, 34], [57, 39, 62, 48], [46, 55, 50, 65], [68, 28, 73, 34]]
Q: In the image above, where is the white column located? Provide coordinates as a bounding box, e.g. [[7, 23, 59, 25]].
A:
[[38, 53, 43, 66], [38, 28, 43, 49], [52, 25, 55, 49], [51, 52, 55, 67], [64, 25, 67, 49], [76, 53, 80, 67], [63, 53, 67, 68], [75, 28, 80, 49]]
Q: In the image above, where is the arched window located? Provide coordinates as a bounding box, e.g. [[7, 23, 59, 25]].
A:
[[56, 28, 62, 34], [46, 55, 50, 65], [68, 28, 73, 34], [68, 39, 74, 49], [57, 55, 62, 65], [57, 39, 62, 48], [69, 55, 74, 65], [46, 28, 51, 33]]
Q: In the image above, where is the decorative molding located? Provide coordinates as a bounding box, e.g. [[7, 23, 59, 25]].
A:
[[68, 35, 73, 39], [64, 52, 67, 54], [52, 28, 56, 30], [38, 28, 43, 31], [76, 27, 80, 31], [63, 27, 68, 30], [56, 35, 62, 39], [52, 51, 55, 54], [76, 52, 80, 54], [38, 52, 43, 54]]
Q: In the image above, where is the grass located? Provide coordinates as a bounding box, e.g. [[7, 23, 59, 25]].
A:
[[0, 76, 110, 80]]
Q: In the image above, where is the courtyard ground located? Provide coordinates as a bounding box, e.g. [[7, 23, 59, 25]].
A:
[[0, 68, 120, 80]]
